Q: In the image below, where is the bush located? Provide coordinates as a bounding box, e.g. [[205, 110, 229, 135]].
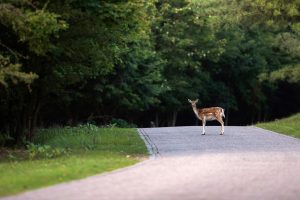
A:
[[77, 123, 99, 132], [110, 118, 137, 128], [26, 143, 69, 159], [0, 133, 13, 147]]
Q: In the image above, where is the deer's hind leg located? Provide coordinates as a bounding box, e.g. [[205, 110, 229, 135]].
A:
[[217, 117, 224, 135]]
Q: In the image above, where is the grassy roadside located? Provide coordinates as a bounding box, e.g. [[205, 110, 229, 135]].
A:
[[256, 113, 300, 139], [0, 125, 148, 197]]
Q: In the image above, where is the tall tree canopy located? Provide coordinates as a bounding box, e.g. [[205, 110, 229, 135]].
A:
[[0, 0, 299, 145]]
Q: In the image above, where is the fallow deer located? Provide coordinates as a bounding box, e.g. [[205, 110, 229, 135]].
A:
[[188, 99, 225, 135]]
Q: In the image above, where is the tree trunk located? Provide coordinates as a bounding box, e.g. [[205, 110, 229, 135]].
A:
[[171, 110, 177, 127], [23, 89, 42, 142], [225, 108, 229, 126], [14, 106, 26, 145], [27, 100, 41, 141], [167, 110, 178, 127], [155, 112, 159, 127]]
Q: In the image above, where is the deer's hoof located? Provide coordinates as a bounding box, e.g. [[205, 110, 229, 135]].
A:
[[220, 133, 224, 135], [202, 133, 205, 135]]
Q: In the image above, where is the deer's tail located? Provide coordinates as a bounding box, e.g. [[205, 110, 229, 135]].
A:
[[221, 108, 225, 118]]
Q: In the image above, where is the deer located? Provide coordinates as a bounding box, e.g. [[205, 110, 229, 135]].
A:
[[188, 99, 225, 135]]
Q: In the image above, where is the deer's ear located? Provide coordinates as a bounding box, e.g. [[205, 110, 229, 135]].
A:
[[195, 99, 199, 103], [188, 99, 192, 103]]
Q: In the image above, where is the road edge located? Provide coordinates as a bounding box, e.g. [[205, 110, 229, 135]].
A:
[[138, 128, 160, 159], [251, 125, 300, 141]]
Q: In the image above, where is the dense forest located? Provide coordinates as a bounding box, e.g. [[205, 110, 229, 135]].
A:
[[0, 0, 299, 144]]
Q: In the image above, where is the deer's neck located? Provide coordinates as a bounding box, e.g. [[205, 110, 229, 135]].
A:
[[192, 105, 200, 119]]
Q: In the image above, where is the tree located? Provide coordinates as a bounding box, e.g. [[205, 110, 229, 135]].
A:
[[0, 0, 67, 143], [152, 0, 247, 126]]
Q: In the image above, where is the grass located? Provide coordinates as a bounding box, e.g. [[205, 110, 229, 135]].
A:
[[0, 125, 148, 197], [256, 113, 300, 139]]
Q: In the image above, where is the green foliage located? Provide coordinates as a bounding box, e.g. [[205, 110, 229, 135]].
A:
[[0, 132, 13, 146], [260, 64, 300, 84], [237, 0, 300, 30], [0, 55, 38, 87], [26, 143, 69, 159], [110, 118, 138, 128], [273, 32, 300, 59], [237, 0, 300, 64], [0, 3, 68, 55], [20, 10, 68, 55], [153, 0, 226, 111]]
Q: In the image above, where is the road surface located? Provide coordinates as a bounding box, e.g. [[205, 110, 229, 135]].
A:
[[3, 126, 300, 200]]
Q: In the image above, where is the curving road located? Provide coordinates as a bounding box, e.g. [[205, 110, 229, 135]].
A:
[[3, 126, 300, 200]]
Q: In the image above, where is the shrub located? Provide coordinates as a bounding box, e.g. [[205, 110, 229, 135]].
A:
[[0, 133, 13, 147], [77, 123, 99, 132], [110, 118, 137, 128], [26, 143, 69, 159]]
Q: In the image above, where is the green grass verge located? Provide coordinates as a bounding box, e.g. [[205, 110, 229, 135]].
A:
[[0, 125, 148, 197], [256, 113, 300, 139]]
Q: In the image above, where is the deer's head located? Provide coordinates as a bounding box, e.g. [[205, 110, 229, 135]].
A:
[[188, 99, 199, 107]]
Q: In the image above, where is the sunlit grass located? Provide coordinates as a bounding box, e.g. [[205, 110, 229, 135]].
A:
[[0, 126, 148, 197], [256, 113, 300, 139]]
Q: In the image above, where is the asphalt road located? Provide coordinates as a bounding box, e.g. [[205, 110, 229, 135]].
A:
[[3, 126, 300, 200]]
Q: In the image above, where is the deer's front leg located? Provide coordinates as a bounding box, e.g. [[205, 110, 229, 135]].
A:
[[202, 118, 206, 135], [217, 118, 224, 135]]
